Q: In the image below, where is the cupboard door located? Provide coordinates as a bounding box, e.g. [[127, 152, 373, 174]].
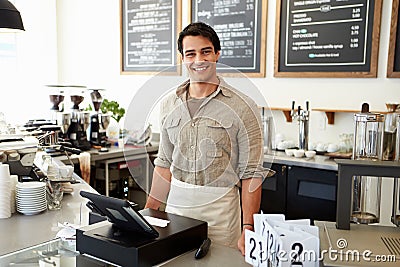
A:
[[260, 163, 287, 214], [286, 166, 337, 222]]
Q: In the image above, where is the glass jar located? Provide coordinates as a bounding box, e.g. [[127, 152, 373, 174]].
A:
[[351, 175, 381, 224], [352, 113, 385, 161], [351, 112, 384, 224]]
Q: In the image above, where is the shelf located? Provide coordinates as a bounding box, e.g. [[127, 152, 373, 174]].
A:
[[268, 107, 389, 125], [269, 107, 293, 122], [313, 108, 389, 124], [311, 108, 359, 124]]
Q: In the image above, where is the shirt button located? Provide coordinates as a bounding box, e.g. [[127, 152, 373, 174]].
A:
[[190, 145, 195, 149], [191, 122, 195, 127]]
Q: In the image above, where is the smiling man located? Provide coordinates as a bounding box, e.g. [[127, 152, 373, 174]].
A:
[[145, 22, 272, 255]]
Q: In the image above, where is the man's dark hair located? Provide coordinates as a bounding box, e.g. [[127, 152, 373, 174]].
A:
[[177, 22, 221, 55]]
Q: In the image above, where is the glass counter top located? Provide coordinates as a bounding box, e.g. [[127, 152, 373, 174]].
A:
[[0, 238, 117, 267]]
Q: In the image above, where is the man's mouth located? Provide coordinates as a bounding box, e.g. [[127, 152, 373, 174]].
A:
[[192, 66, 207, 72]]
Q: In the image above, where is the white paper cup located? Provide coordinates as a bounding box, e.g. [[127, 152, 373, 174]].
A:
[[10, 175, 18, 189], [0, 164, 10, 180]]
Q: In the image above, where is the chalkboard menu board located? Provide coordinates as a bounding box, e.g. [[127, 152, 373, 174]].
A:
[[191, 0, 267, 77], [120, 0, 181, 74], [275, 0, 382, 77], [387, 0, 400, 78]]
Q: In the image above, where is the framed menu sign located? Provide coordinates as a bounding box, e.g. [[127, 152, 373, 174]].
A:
[[387, 0, 400, 78], [120, 0, 181, 75], [274, 0, 382, 78], [191, 0, 267, 77]]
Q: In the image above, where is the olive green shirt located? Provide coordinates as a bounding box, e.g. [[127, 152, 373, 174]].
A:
[[154, 77, 269, 187]]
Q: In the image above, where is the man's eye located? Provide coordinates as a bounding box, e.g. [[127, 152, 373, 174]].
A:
[[203, 50, 212, 55], [185, 53, 195, 57]]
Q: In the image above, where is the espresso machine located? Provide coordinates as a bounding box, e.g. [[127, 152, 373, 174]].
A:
[[291, 100, 310, 150], [89, 89, 111, 150]]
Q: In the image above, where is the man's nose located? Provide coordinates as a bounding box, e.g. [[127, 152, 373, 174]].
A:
[[195, 53, 206, 62]]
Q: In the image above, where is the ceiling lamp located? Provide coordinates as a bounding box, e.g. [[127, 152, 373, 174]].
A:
[[0, 0, 24, 31]]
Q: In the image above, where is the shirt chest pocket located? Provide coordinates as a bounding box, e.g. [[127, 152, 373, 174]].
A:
[[165, 117, 181, 145], [206, 119, 234, 147]]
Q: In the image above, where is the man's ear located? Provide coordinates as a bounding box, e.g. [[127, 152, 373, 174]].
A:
[[216, 50, 221, 62]]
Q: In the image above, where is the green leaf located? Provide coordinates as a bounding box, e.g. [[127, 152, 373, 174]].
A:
[[100, 99, 126, 122]]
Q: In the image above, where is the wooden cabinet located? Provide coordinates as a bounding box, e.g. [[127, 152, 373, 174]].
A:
[[261, 163, 338, 223]]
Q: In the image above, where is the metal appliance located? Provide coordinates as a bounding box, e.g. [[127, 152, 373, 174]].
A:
[[261, 107, 273, 154], [351, 104, 385, 224], [64, 88, 91, 151], [89, 89, 111, 149], [333, 160, 400, 265], [56, 112, 71, 141], [392, 113, 400, 226], [0, 135, 38, 176], [46, 85, 65, 124], [383, 103, 400, 160], [291, 100, 309, 150]]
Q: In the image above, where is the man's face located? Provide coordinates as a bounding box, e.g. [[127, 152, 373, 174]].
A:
[[181, 35, 220, 83]]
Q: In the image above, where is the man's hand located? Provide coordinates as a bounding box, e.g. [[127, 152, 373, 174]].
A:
[[238, 177, 261, 255], [238, 224, 254, 255]]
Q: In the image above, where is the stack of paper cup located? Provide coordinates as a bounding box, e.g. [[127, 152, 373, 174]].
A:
[[10, 175, 18, 213], [0, 164, 11, 219]]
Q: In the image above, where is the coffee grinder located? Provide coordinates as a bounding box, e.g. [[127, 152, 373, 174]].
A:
[[66, 86, 91, 151], [89, 89, 111, 150], [46, 85, 65, 124], [56, 112, 71, 141]]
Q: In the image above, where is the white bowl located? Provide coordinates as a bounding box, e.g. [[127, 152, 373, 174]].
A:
[[305, 150, 316, 158], [293, 149, 305, 158], [285, 149, 295, 156], [327, 144, 339, 153]]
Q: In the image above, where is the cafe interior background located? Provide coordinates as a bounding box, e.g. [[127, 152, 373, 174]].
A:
[[0, 0, 399, 225]]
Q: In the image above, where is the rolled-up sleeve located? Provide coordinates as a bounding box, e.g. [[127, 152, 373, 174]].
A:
[[237, 99, 274, 180], [154, 97, 174, 169]]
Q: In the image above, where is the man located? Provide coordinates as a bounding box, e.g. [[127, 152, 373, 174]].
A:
[[145, 22, 272, 255]]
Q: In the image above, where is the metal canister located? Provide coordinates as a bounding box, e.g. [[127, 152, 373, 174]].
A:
[[351, 111, 384, 224], [262, 115, 273, 154], [352, 112, 385, 161]]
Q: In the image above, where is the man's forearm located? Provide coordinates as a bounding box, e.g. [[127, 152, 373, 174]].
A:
[[241, 178, 262, 227], [145, 166, 172, 210]]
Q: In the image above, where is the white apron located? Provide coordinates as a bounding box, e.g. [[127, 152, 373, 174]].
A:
[[165, 178, 241, 248]]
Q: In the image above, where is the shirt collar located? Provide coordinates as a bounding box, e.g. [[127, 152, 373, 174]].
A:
[[175, 76, 233, 100]]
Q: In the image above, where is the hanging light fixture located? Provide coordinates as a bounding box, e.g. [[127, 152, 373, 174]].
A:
[[0, 0, 24, 31]]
